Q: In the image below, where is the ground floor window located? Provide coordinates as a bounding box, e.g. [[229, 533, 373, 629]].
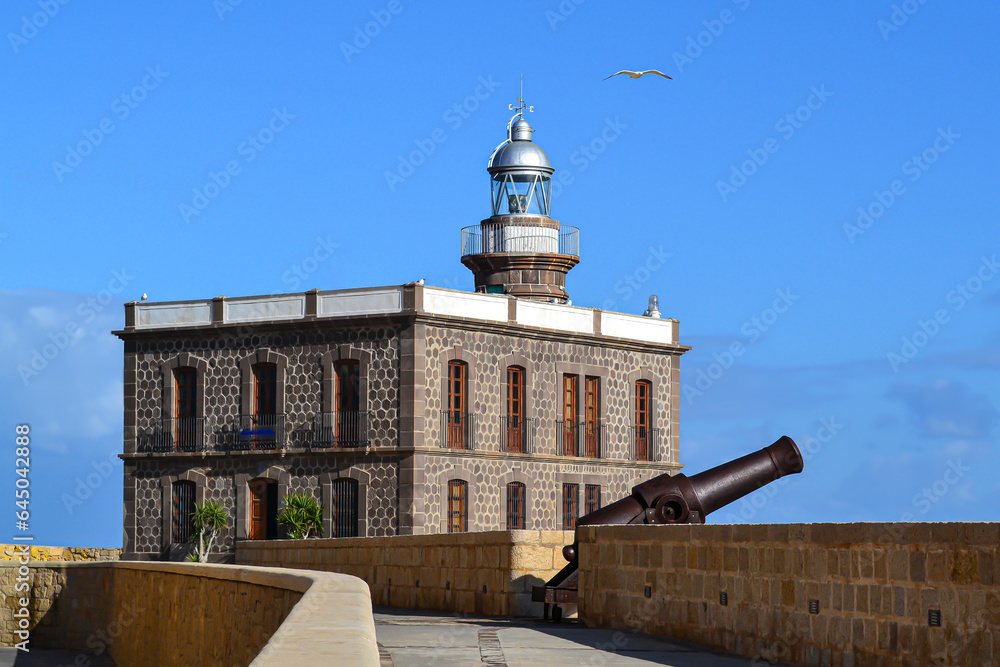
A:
[[506, 481, 526, 530], [171, 480, 195, 543], [332, 478, 359, 538], [562, 483, 579, 530], [448, 479, 468, 533], [585, 484, 601, 516]]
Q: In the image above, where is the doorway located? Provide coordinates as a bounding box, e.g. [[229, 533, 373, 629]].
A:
[[248, 479, 279, 540]]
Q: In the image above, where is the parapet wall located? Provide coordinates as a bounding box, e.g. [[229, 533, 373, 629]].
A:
[[237, 529, 574, 617], [0, 561, 378, 666], [0, 544, 121, 561], [577, 522, 999, 667]]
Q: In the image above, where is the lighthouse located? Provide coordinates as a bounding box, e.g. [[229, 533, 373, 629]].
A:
[[460, 96, 580, 302]]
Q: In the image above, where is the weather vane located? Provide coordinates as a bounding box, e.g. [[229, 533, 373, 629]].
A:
[[509, 74, 534, 114]]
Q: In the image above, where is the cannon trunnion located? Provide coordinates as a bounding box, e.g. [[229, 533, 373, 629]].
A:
[[532, 436, 805, 620]]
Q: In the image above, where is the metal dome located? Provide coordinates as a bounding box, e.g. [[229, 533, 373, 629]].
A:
[[487, 118, 554, 176]]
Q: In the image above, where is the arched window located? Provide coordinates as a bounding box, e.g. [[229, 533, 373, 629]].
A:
[[634, 380, 652, 461], [505, 366, 525, 453], [173, 367, 199, 451], [445, 361, 469, 449], [584, 376, 600, 457], [334, 360, 362, 446], [245, 363, 280, 449], [506, 481, 526, 530], [561, 374, 578, 456], [447, 479, 468, 533], [171, 480, 195, 543], [253, 363, 277, 417], [332, 478, 359, 538]]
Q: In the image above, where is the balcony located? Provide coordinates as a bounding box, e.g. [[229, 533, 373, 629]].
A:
[[557, 420, 605, 458], [461, 223, 579, 258], [312, 411, 369, 449], [223, 414, 286, 451], [629, 426, 662, 462], [440, 411, 477, 450], [500, 416, 534, 454], [136, 417, 206, 453]]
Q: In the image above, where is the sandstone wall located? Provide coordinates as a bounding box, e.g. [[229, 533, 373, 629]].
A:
[[0, 561, 378, 666], [577, 522, 999, 667], [0, 544, 120, 562], [237, 529, 574, 617]]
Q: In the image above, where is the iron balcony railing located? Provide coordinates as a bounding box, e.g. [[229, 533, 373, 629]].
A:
[[460, 224, 579, 258], [312, 411, 369, 448], [136, 417, 206, 453], [224, 414, 286, 451], [556, 420, 605, 458], [630, 426, 662, 462], [500, 416, 534, 454], [440, 411, 477, 450]]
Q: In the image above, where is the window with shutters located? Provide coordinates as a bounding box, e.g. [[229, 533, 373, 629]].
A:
[[505, 366, 525, 453], [446, 361, 468, 449], [331, 478, 359, 538], [506, 481, 526, 530], [561, 374, 578, 456], [171, 480, 195, 543], [584, 376, 600, 457], [585, 484, 601, 516], [635, 380, 652, 461], [562, 483, 579, 530], [447, 479, 468, 533]]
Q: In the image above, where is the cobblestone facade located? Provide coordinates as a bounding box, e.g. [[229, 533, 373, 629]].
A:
[[118, 296, 686, 560]]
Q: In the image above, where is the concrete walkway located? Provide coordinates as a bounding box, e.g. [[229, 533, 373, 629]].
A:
[[374, 607, 788, 667], [0, 649, 116, 666]]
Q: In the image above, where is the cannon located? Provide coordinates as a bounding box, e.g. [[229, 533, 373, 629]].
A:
[[533, 436, 805, 621]]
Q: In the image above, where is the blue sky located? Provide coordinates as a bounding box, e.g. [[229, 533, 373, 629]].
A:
[[1, 2, 998, 547]]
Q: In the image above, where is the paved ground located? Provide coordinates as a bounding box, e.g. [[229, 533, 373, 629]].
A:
[[0, 649, 116, 666], [374, 607, 787, 667]]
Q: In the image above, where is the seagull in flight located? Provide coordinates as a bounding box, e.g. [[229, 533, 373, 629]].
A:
[[604, 69, 672, 81]]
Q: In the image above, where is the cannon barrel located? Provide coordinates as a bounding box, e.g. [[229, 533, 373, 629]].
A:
[[565, 436, 803, 562], [535, 436, 804, 619]]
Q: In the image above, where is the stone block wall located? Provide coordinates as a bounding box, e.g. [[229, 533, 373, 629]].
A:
[[237, 529, 574, 617], [577, 522, 1000, 667], [0, 544, 121, 561], [0, 561, 379, 666]]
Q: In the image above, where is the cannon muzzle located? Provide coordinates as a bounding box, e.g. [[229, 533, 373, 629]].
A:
[[536, 436, 805, 618]]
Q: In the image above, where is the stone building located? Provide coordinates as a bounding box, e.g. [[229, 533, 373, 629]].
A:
[[115, 100, 689, 560]]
